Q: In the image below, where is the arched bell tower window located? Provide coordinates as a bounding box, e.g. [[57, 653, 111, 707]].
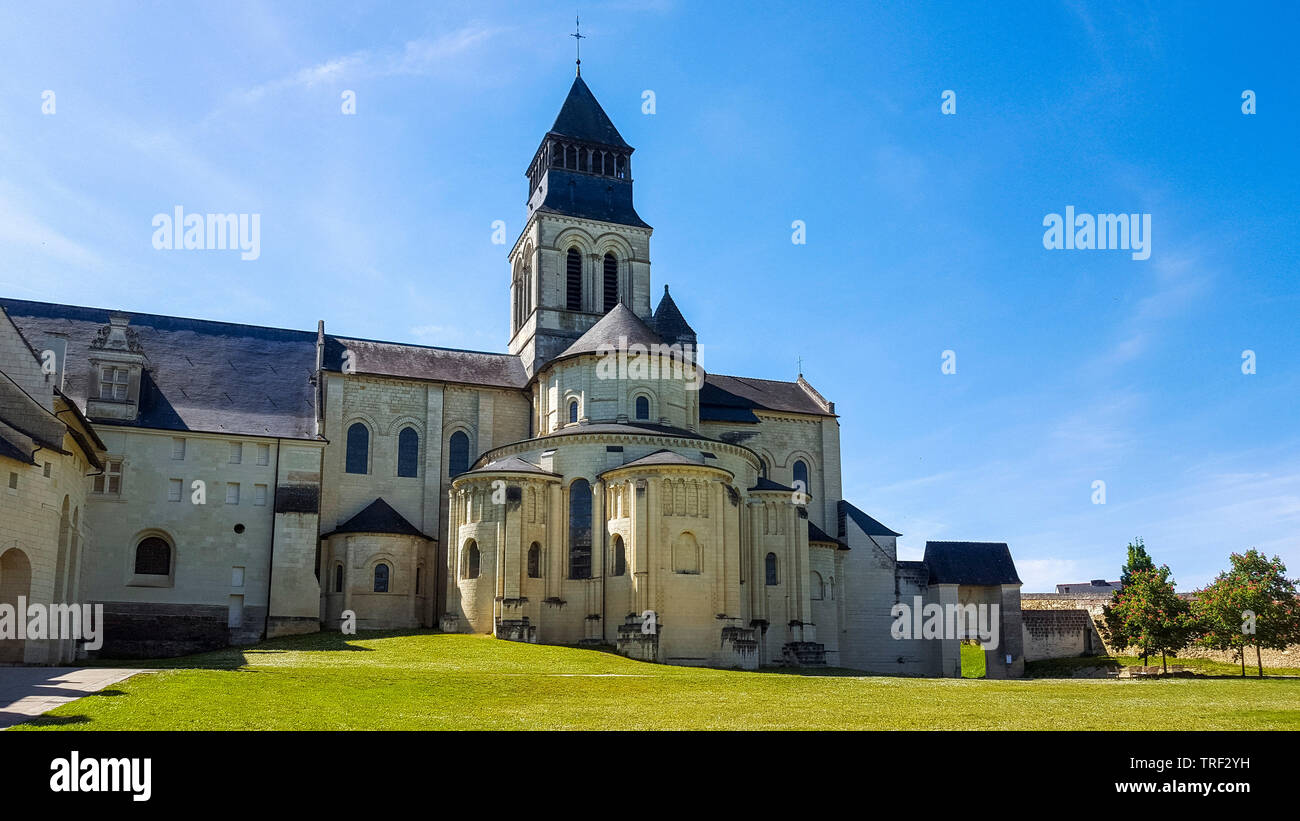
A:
[[603, 253, 619, 312], [566, 248, 582, 311]]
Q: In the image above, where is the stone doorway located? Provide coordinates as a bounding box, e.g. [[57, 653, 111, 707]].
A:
[[0, 548, 32, 663]]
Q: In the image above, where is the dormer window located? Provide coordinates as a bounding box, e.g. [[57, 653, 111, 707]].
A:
[[99, 366, 129, 401]]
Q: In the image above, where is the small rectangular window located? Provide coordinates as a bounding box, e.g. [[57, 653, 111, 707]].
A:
[[229, 442, 242, 464], [256, 443, 270, 466], [98, 366, 129, 401], [93, 459, 123, 495], [42, 462, 52, 478], [172, 438, 186, 460], [226, 482, 240, 505], [254, 484, 268, 506], [232, 566, 245, 588], [168, 478, 183, 501], [7, 472, 17, 490]]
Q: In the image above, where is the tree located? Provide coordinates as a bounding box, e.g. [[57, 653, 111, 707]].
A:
[[1102, 565, 1194, 672], [1102, 538, 1163, 662], [1193, 550, 1300, 677], [1119, 538, 1154, 588]]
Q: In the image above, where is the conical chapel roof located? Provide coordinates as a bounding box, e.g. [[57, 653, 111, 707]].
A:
[[549, 75, 630, 148], [652, 285, 696, 342], [557, 303, 663, 360]]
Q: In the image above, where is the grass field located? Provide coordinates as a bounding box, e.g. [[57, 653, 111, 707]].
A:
[[13, 631, 1300, 730]]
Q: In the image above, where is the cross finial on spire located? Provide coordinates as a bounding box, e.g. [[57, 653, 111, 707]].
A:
[[797, 355, 803, 376], [571, 15, 585, 76]]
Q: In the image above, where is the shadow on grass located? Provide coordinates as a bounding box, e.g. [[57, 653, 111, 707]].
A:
[[80, 629, 452, 672], [7, 713, 92, 727]]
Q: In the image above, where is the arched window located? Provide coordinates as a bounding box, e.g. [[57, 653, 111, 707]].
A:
[[792, 460, 808, 497], [603, 253, 618, 312], [635, 395, 650, 420], [611, 535, 626, 577], [134, 536, 171, 576], [345, 423, 369, 474], [810, 571, 824, 600], [397, 427, 419, 477], [527, 543, 541, 578], [568, 400, 579, 424], [463, 541, 480, 580], [333, 563, 343, 593], [569, 479, 592, 579], [448, 431, 469, 477], [566, 248, 582, 311], [373, 563, 389, 593], [765, 552, 778, 586], [759, 458, 769, 479]]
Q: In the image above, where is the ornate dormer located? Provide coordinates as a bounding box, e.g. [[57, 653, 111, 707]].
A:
[[86, 312, 148, 421]]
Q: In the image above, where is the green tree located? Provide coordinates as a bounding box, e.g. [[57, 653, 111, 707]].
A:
[[1193, 550, 1300, 677], [1119, 538, 1154, 588], [1102, 566, 1194, 672]]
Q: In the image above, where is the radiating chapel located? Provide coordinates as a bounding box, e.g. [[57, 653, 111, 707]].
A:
[[0, 65, 1024, 676]]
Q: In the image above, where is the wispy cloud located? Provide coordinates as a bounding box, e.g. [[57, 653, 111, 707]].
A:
[[230, 25, 506, 106]]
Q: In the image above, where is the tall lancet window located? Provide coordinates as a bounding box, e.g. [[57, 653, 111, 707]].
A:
[[603, 253, 618, 312], [568, 479, 592, 579], [566, 248, 582, 311]]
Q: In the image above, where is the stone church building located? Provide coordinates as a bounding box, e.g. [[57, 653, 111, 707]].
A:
[[0, 68, 1024, 676]]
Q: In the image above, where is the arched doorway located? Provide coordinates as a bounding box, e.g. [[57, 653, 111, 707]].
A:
[[0, 547, 32, 663]]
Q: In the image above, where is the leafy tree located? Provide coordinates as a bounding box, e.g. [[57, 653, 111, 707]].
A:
[[1102, 565, 1193, 672], [1193, 550, 1300, 677], [1119, 538, 1154, 588]]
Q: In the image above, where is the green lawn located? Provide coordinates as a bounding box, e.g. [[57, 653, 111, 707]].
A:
[[13, 631, 1300, 730]]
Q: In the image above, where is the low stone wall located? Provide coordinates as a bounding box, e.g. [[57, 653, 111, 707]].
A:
[[1021, 593, 1300, 666], [1022, 609, 1103, 661]]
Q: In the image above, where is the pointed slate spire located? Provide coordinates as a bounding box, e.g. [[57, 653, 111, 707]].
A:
[[653, 284, 697, 349], [549, 75, 629, 148]]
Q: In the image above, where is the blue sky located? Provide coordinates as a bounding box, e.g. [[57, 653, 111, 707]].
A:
[[1, 1, 1296, 591]]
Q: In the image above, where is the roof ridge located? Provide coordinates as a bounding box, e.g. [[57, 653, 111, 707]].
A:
[[0, 297, 317, 339]]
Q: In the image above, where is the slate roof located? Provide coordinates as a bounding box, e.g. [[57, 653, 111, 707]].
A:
[[652, 285, 696, 344], [0, 299, 318, 439], [808, 521, 847, 549], [749, 476, 796, 493], [614, 449, 705, 469], [549, 75, 630, 148], [701, 374, 834, 421], [838, 500, 901, 538], [923, 541, 1022, 586], [466, 455, 557, 476], [556, 303, 665, 360], [323, 336, 527, 390], [321, 498, 432, 540]]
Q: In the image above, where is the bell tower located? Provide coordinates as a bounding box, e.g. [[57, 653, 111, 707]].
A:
[[508, 65, 654, 376]]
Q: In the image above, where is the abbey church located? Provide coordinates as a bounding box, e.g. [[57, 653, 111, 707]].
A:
[[0, 68, 1025, 676]]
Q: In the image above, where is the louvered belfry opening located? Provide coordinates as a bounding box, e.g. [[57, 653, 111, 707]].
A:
[[566, 247, 583, 310], [603, 253, 618, 312]]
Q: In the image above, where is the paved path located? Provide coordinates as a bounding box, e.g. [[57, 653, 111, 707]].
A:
[[0, 667, 147, 729]]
